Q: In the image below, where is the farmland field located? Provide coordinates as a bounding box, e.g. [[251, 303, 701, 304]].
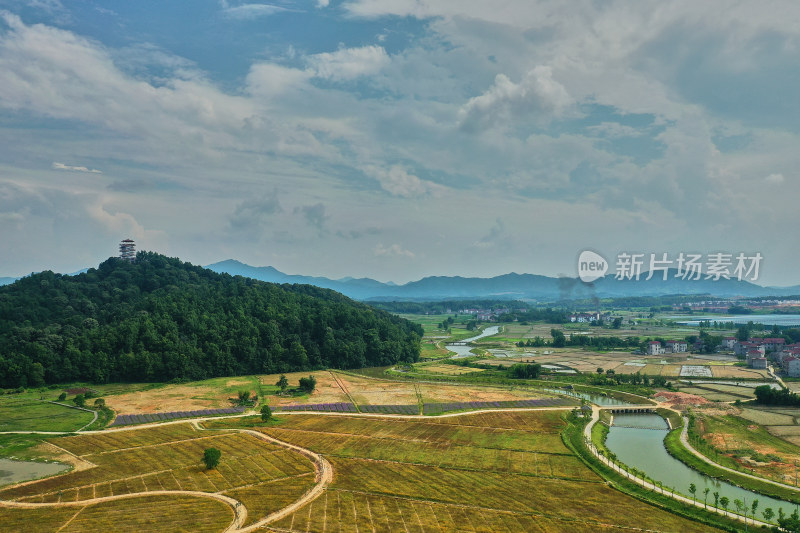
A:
[[0, 495, 233, 533], [259, 411, 719, 533], [0, 423, 315, 530], [0, 394, 95, 433]]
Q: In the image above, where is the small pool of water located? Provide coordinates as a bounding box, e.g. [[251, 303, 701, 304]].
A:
[[0, 458, 69, 487]]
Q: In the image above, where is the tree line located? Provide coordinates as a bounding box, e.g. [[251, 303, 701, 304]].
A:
[[0, 252, 423, 387]]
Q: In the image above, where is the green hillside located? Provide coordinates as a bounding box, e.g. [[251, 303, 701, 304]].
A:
[[0, 252, 422, 387]]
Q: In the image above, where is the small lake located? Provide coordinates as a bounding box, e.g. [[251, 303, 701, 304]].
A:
[[606, 413, 796, 520], [0, 458, 68, 487], [447, 326, 501, 358], [670, 314, 800, 326]]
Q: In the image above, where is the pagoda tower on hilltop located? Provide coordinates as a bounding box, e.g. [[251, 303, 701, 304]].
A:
[[119, 239, 136, 263]]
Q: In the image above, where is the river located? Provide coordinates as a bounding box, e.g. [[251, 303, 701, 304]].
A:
[[446, 325, 501, 358], [670, 314, 800, 327], [605, 413, 798, 521]]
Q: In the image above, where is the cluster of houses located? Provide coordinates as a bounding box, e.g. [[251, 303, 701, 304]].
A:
[[646, 340, 689, 355], [569, 312, 606, 323], [725, 336, 800, 374], [457, 308, 513, 321]]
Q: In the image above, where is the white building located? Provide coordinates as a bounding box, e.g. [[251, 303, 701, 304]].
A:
[[647, 341, 664, 355], [785, 357, 800, 378], [751, 357, 767, 369], [665, 340, 688, 353], [722, 337, 737, 350]]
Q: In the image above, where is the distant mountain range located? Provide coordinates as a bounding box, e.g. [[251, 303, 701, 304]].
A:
[[205, 260, 800, 301]]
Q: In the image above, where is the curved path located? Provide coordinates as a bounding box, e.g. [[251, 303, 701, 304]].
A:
[[585, 406, 770, 528], [679, 416, 800, 494]]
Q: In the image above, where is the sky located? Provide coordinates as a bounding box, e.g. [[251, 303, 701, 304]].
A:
[[0, 0, 798, 286]]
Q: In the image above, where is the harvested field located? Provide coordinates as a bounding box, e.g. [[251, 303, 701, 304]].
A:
[[419, 364, 487, 375], [766, 425, 800, 437], [711, 366, 770, 379], [738, 408, 795, 426], [0, 423, 315, 530], [0, 495, 233, 533]]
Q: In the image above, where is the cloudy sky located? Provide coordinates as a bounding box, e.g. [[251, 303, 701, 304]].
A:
[[1, 1, 798, 285]]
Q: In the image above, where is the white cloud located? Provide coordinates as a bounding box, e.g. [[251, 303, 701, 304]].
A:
[[374, 243, 414, 258], [765, 173, 785, 184], [362, 164, 445, 198], [458, 66, 572, 132], [307, 45, 389, 81], [52, 162, 102, 173], [220, 2, 287, 19], [316, 0, 330, 7], [586, 122, 643, 139]]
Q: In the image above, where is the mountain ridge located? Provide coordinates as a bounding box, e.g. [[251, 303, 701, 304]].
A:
[[205, 260, 800, 301]]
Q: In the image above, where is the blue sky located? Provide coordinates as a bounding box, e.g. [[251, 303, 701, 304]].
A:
[[0, 0, 798, 285]]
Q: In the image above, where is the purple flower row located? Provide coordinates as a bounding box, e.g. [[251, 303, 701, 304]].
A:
[[423, 397, 572, 414], [109, 407, 245, 427], [359, 404, 419, 415], [275, 402, 357, 412]]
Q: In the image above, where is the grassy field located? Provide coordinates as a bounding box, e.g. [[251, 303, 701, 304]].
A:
[[0, 495, 233, 533], [260, 410, 722, 533], [693, 408, 800, 485], [0, 393, 95, 433]]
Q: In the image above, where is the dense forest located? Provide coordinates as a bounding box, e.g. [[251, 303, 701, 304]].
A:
[[0, 252, 423, 387]]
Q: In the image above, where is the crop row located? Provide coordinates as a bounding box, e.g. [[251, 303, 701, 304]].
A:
[[422, 397, 573, 415], [109, 407, 245, 427]]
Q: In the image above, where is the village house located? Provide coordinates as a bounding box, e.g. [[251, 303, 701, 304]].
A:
[[762, 337, 787, 352], [784, 356, 800, 378], [751, 356, 768, 369], [721, 336, 737, 350], [665, 340, 688, 353], [647, 341, 664, 355]]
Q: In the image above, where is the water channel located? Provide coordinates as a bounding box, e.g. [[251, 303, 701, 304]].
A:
[[605, 412, 798, 521]]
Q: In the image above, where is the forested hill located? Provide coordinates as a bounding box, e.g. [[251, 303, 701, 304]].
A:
[[0, 252, 423, 388]]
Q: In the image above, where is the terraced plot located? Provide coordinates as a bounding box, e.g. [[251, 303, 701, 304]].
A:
[[0, 495, 233, 533], [263, 411, 719, 533], [0, 423, 316, 530]]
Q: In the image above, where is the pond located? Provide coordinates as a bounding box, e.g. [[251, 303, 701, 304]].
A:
[[0, 458, 69, 487], [605, 413, 798, 521]]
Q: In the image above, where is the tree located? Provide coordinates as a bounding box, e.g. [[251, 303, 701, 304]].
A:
[[703, 487, 710, 509], [763, 507, 774, 523], [751, 499, 758, 520], [202, 448, 221, 470], [237, 390, 251, 405], [596, 367, 604, 374], [73, 394, 85, 408], [719, 496, 729, 512], [93, 398, 105, 408], [57, 392, 67, 401], [612, 317, 623, 329], [713, 491, 719, 509], [733, 499, 743, 516], [688, 483, 696, 501], [276, 374, 289, 393], [260, 404, 272, 422], [298, 375, 317, 393], [550, 329, 566, 348]]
